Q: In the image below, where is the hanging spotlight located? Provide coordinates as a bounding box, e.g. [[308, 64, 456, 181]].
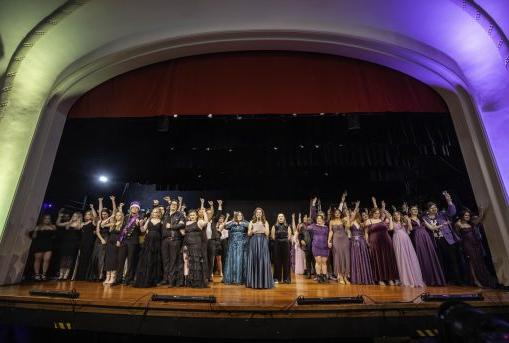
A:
[[192, 147, 197, 151], [173, 114, 178, 118], [228, 148, 233, 152], [236, 115, 243, 120], [207, 113, 213, 118], [205, 147, 211, 151], [273, 146, 279, 151], [319, 112, 325, 116], [314, 144, 320, 149], [292, 113, 298, 117], [98, 175, 109, 183], [299, 144, 304, 149]]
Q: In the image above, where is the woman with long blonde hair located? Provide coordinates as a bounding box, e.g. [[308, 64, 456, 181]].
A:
[[103, 204, 124, 285]]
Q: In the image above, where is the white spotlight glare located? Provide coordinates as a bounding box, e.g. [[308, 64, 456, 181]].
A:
[[98, 175, 109, 183]]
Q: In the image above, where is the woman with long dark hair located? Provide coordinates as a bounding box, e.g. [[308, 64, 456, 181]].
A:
[[349, 204, 374, 285], [329, 206, 351, 284], [455, 208, 498, 288], [308, 198, 331, 283], [271, 213, 292, 284], [223, 212, 249, 285], [246, 207, 274, 289], [29, 214, 56, 281], [75, 207, 98, 280], [365, 198, 399, 286]]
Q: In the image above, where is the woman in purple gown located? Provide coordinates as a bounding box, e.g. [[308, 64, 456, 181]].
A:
[[365, 199, 399, 286], [388, 211, 424, 287], [348, 203, 374, 284], [408, 205, 445, 286], [455, 209, 498, 288], [328, 207, 350, 284]]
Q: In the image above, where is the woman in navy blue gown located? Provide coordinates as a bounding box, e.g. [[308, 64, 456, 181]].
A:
[[246, 208, 274, 289]]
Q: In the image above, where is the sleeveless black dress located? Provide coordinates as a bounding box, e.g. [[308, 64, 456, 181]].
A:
[[75, 222, 96, 280], [184, 222, 208, 288], [134, 221, 163, 287], [31, 228, 55, 253], [87, 222, 110, 280], [104, 228, 121, 271]]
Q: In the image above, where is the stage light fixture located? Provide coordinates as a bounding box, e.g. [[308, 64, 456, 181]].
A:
[[205, 147, 210, 151], [228, 148, 233, 152], [421, 293, 484, 302], [273, 146, 278, 150], [29, 289, 80, 299], [297, 296, 364, 305], [314, 144, 320, 149], [151, 294, 216, 303], [320, 112, 325, 115], [98, 175, 108, 183], [292, 113, 297, 116], [236, 115, 242, 120], [208, 114, 213, 118], [299, 144, 304, 149]]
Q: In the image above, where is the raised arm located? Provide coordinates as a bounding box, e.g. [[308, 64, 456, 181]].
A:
[[338, 191, 347, 212], [97, 197, 104, 216], [197, 210, 208, 229], [473, 205, 487, 225], [110, 196, 117, 214], [371, 196, 378, 209], [208, 200, 215, 221], [89, 203, 98, 221], [443, 191, 456, 218], [310, 197, 318, 222], [291, 213, 296, 233], [247, 221, 254, 236], [177, 196, 183, 211]]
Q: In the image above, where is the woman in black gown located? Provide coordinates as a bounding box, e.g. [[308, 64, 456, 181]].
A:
[[75, 208, 98, 280], [134, 208, 163, 288], [183, 209, 209, 288]]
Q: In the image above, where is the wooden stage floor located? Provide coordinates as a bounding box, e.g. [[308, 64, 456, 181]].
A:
[[1, 275, 508, 338]]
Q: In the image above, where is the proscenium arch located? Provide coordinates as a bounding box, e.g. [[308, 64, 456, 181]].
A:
[[3, 30, 509, 285]]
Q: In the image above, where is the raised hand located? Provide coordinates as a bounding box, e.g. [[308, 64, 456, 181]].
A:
[[98, 197, 103, 202], [109, 195, 115, 201], [381, 200, 386, 209], [217, 200, 223, 205], [208, 200, 214, 206], [163, 196, 171, 203], [89, 204, 94, 209], [178, 196, 183, 203], [200, 198, 205, 204], [443, 191, 452, 202], [341, 191, 347, 201]]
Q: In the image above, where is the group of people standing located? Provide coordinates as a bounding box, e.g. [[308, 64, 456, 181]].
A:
[[28, 191, 498, 289]]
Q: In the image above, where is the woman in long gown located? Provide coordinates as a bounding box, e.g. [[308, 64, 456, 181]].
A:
[[329, 207, 350, 284], [56, 210, 83, 280], [246, 208, 274, 289], [409, 205, 445, 286], [223, 212, 249, 285], [349, 206, 374, 285], [134, 208, 163, 288], [75, 209, 97, 280], [389, 211, 424, 287], [365, 199, 399, 286], [455, 209, 498, 288], [182, 209, 208, 288], [87, 208, 111, 281], [292, 213, 307, 275]]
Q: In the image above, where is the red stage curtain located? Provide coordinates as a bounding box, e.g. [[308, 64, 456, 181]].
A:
[[69, 51, 447, 118]]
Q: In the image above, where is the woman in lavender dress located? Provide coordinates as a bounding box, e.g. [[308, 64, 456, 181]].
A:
[[388, 210, 424, 287], [455, 209, 498, 288], [409, 205, 445, 286], [292, 213, 306, 275], [365, 198, 399, 286], [349, 203, 374, 284], [328, 208, 350, 284]]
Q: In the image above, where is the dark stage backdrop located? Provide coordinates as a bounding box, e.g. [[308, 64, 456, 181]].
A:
[[69, 51, 447, 117]]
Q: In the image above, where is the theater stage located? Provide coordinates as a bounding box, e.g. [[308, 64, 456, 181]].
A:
[[1, 275, 508, 339]]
